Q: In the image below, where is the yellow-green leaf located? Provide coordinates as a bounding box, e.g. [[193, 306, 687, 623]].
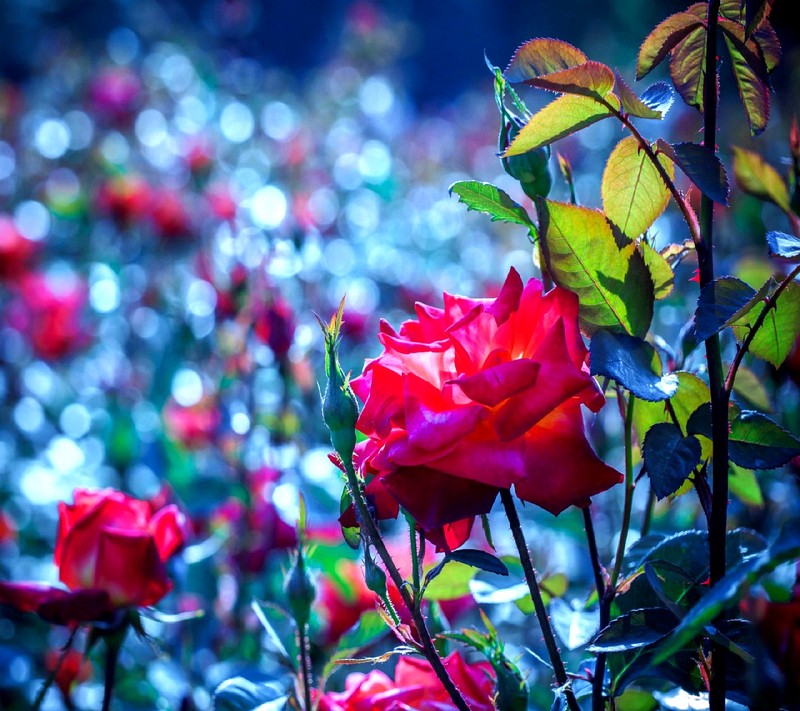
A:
[[640, 241, 674, 299], [616, 74, 663, 119], [505, 38, 588, 83], [721, 19, 771, 136], [536, 199, 654, 336], [732, 147, 790, 212], [504, 94, 616, 156], [729, 464, 764, 507], [602, 137, 674, 240], [732, 281, 800, 367], [670, 26, 706, 112], [637, 11, 704, 79]]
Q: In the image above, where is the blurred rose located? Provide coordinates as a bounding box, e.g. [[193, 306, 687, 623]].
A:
[[151, 190, 192, 240], [747, 594, 800, 698], [7, 271, 89, 360], [163, 395, 220, 449], [88, 66, 142, 123], [46, 649, 92, 701], [0, 489, 188, 624], [351, 268, 620, 548], [315, 651, 496, 711], [253, 295, 295, 359], [96, 174, 152, 227], [0, 214, 36, 279]]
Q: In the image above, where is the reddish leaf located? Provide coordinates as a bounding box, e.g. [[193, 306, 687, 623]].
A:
[[505, 38, 587, 83], [669, 25, 706, 112], [754, 21, 781, 72], [732, 147, 790, 211], [637, 12, 704, 79], [745, 0, 774, 39], [521, 61, 615, 101]]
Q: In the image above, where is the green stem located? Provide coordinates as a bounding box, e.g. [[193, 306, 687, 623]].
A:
[[101, 634, 124, 711], [33, 628, 79, 711], [610, 396, 636, 592], [342, 461, 471, 711], [298, 624, 313, 711], [583, 506, 609, 711], [500, 489, 581, 711], [641, 485, 656, 538], [407, 512, 422, 599]]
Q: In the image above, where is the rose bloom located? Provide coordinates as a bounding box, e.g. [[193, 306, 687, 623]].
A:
[[0, 214, 36, 279], [0, 489, 187, 625], [351, 268, 621, 547], [315, 651, 496, 711]]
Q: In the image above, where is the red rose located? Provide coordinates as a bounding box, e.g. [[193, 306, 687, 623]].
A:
[[351, 268, 621, 547], [0, 489, 187, 625], [96, 174, 152, 227], [315, 651, 496, 711], [253, 295, 296, 359], [88, 66, 142, 124], [0, 214, 36, 280], [163, 395, 220, 449]]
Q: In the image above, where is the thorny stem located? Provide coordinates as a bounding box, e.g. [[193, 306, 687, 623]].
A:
[[724, 263, 800, 397], [610, 396, 636, 593], [297, 624, 313, 711], [500, 489, 581, 711], [341, 459, 472, 711], [583, 507, 609, 711], [33, 627, 79, 711], [101, 633, 124, 711]]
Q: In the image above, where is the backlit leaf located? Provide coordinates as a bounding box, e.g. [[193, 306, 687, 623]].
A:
[[616, 74, 663, 119], [655, 139, 729, 205], [721, 19, 770, 136], [602, 137, 673, 240], [423, 561, 477, 601], [693, 276, 770, 342], [729, 464, 764, 507], [640, 242, 674, 300], [670, 26, 706, 112], [550, 598, 599, 650], [536, 199, 654, 336], [643, 423, 703, 499], [766, 231, 800, 262], [637, 12, 704, 79], [732, 280, 800, 367], [505, 38, 588, 83], [640, 82, 676, 115], [754, 20, 780, 71], [733, 147, 790, 211], [590, 330, 678, 401], [449, 181, 535, 230], [727, 411, 800, 470], [504, 94, 616, 156], [522, 61, 616, 101], [731, 364, 771, 412], [745, 0, 774, 39]]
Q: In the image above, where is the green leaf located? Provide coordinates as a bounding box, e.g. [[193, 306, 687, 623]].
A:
[[745, 0, 774, 39], [590, 330, 678, 401], [615, 689, 659, 711], [669, 26, 706, 112], [721, 19, 771, 136], [536, 199, 654, 336], [640, 242, 674, 300], [214, 678, 288, 711], [732, 146, 790, 211], [639, 82, 676, 115], [652, 524, 800, 665], [550, 598, 599, 650], [522, 61, 616, 101], [637, 12, 704, 79], [732, 280, 800, 367], [643, 423, 703, 499], [588, 608, 679, 653], [616, 74, 663, 119], [505, 38, 588, 83], [423, 561, 478, 601], [693, 276, 771, 342], [602, 137, 673, 240], [727, 410, 800, 469], [449, 181, 535, 230], [728, 463, 764, 507], [766, 230, 800, 262], [655, 140, 730, 205], [731, 363, 771, 412], [504, 94, 616, 156]]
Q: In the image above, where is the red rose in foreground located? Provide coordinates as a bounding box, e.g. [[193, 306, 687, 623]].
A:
[[315, 651, 495, 711], [0, 489, 187, 625], [351, 268, 621, 546]]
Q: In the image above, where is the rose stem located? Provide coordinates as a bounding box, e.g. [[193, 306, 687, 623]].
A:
[[32, 627, 79, 711], [297, 623, 313, 711], [101, 633, 124, 711], [583, 506, 608, 711], [341, 459, 472, 711], [500, 488, 581, 711]]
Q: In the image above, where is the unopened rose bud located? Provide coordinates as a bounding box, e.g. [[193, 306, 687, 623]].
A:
[[284, 548, 316, 628], [363, 549, 387, 600], [500, 120, 552, 200]]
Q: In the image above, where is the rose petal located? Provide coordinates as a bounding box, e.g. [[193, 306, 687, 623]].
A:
[[452, 358, 540, 407], [148, 505, 188, 561], [486, 267, 524, 324], [93, 528, 170, 607], [0, 582, 113, 625]]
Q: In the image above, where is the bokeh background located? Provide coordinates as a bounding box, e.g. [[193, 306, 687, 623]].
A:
[[1, 1, 799, 709]]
